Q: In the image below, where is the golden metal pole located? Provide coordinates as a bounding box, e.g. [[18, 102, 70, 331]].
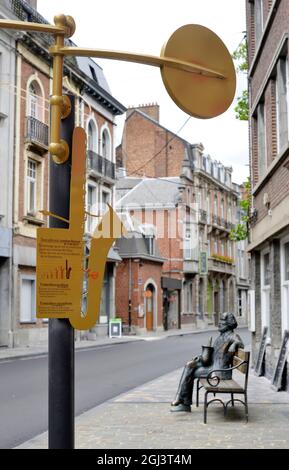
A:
[[48, 15, 76, 164], [54, 47, 226, 79], [0, 19, 67, 35]]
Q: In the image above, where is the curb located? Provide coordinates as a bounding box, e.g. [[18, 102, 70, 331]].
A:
[[0, 326, 248, 363]]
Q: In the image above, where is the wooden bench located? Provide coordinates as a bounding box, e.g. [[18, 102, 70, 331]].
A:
[[196, 349, 250, 424]]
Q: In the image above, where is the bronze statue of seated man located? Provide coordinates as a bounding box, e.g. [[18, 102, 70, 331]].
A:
[[171, 312, 244, 412]]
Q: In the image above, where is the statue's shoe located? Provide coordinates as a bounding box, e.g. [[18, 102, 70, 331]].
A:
[[170, 403, 191, 412]]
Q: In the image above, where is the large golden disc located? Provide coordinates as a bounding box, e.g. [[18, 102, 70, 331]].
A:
[[160, 24, 236, 119]]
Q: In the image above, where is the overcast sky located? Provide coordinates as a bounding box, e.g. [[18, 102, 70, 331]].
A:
[[37, 0, 248, 184]]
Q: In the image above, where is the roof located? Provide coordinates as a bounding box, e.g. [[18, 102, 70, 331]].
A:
[[116, 231, 164, 263], [115, 177, 142, 201], [10, 0, 126, 116], [116, 177, 183, 208], [127, 109, 190, 146], [74, 56, 111, 94]]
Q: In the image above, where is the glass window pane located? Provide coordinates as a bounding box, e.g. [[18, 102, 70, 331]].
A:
[[263, 252, 270, 285], [285, 242, 289, 281]]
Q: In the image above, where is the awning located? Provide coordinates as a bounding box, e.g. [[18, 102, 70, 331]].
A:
[[161, 277, 182, 290]]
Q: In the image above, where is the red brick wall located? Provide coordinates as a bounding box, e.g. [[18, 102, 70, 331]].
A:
[[247, 0, 289, 221], [115, 259, 163, 329], [18, 58, 50, 224], [249, 1, 289, 104], [122, 111, 185, 178]]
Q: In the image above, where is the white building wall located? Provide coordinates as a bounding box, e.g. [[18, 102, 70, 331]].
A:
[[0, 5, 16, 346]]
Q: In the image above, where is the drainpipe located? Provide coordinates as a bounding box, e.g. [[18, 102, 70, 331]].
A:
[[128, 258, 132, 333]]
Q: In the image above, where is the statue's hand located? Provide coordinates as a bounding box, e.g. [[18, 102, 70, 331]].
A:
[[186, 356, 198, 368], [228, 342, 239, 353]]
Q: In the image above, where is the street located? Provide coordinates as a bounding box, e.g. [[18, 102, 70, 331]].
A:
[[0, 328, 249, 449]]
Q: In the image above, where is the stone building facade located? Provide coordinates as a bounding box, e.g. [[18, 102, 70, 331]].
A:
[[117, 105, 248, 329], [246, 0, 289, 389], [0, 1, 17, 346], [5, 0, 125, 346]]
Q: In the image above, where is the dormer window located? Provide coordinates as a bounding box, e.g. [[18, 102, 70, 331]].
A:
[[145, 236, 155, 256]]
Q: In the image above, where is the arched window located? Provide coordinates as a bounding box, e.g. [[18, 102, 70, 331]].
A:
[[214, 195, 218, 215], [221, 198, 224, 219], [87, 120, 97, 152], [101, 128, 111, 159], [28, 81, 42, 121]]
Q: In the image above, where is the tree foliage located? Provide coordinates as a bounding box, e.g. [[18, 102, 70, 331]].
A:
[[230, 178, 251, 242], [232, 37, 249, 121]]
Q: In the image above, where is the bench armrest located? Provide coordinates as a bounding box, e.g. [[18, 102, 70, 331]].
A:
[[206, 360, 247, 387]]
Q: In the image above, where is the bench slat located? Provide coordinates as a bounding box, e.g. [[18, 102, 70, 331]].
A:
[[200, 378, 244, 393]]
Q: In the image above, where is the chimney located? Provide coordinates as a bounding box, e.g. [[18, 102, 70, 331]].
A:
[[126, 103, 160, 122], [25, 0, 38, 9]]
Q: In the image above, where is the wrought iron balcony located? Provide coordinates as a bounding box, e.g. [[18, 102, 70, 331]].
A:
[[199, 209, 207, 224], [87, 150, 116, 180], [26, 116, 49, 150], [211, 214, 235, 232]]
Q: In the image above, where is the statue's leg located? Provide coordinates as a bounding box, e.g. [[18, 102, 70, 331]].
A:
[[171, 366, 195, 411]]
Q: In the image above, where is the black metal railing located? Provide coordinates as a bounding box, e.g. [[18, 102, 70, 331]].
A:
[[26, 116, 49, 147], [87, 150, 116, 180], [199, 209, 207, 224], [211, 214, 235, 231]]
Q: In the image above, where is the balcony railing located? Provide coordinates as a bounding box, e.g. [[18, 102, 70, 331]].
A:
[[26, 116, 49, 148], [199, 209, 207, 224], [211, 214, 235, 231], [87, 150, 116, 180]]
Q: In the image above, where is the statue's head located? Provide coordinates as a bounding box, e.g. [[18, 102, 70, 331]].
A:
[[218, 312, 238, 333]]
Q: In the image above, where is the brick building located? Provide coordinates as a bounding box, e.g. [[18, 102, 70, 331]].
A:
[[115, 215, 164, 333], [116, 177, 186, 331], [0, 1, 16, 346], [6, 0, 125, 346], [117, 105, 247, 329], [246, 0, 289, 390]]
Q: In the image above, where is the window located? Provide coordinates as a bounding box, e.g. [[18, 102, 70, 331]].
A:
[[228, 202, 232, 223], [101, 129, 111, 159], [20, 278, 36, 323], [255, 0, 264, 47], [214, 195, 218, 215], [87, 120, 97, 152], [238, 290, 243, 317], [214, 239, 218, 254], [257, 102, 266, 178], [281, 239, 289, 332], [276, 58, 288, 153], [87, 185, 97, 233], [27, 159, 37, 216], [184, 228, 192, 260], [261, 249, 271, 340], [221, 240, 225, 256], [145, 236, 155, 256], [221, 199, 224, 219], [28, 82, 42, 120]]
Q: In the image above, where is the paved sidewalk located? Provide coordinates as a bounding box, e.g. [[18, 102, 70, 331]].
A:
[[16, 365, 289, 449]]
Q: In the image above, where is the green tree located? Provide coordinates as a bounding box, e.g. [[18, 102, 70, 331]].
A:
[[230, 178, 251, 242], [232, 37, 249, 121]]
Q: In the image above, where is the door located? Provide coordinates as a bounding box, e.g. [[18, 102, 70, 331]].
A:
[[145, 285, 154, 331]]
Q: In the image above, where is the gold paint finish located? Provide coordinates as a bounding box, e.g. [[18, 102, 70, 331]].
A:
[[37, 128, 125, 330], [160, 24, 236, 119]]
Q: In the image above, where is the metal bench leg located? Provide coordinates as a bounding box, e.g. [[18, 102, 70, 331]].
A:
[[245, 392, 249, 423], [231, 393, 234, 407], [196, 379, 200, 407], [204, 391, 208, 424]]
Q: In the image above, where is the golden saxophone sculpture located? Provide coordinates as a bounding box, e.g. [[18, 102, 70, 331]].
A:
[[36, 127, 125, 330]]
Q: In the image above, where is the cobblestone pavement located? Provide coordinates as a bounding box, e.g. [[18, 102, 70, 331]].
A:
[[16, 367, 289, 449]]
